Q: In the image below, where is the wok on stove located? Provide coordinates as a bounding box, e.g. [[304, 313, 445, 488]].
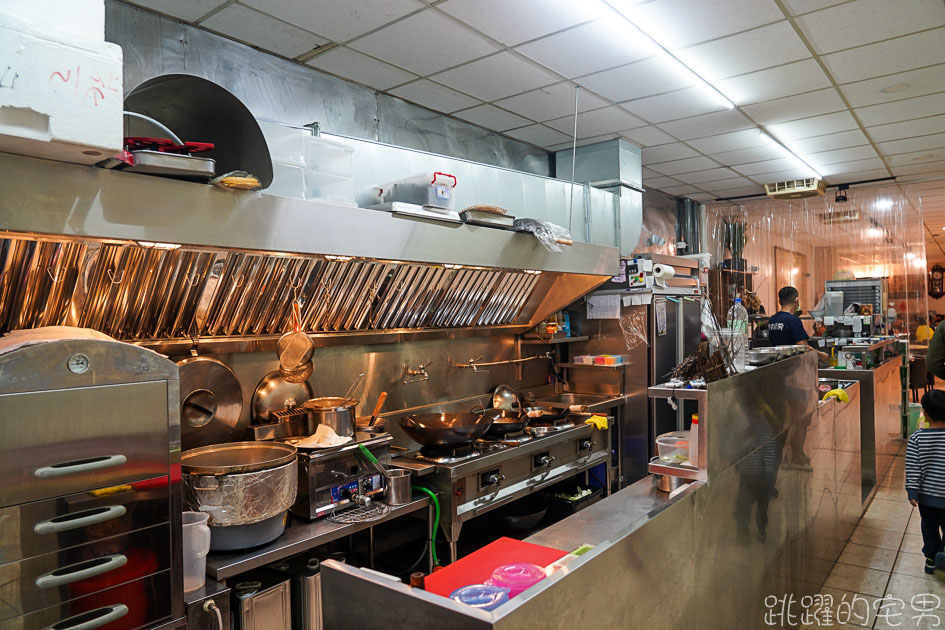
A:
[[523, 405, 571, 424], [479, 407, 530, 436], [398, 410, 495, 449]]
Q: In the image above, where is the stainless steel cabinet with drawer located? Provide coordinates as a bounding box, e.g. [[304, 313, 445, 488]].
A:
[[0, 338, 185, 629]]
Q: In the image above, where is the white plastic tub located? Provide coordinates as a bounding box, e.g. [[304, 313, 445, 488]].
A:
[[258, 121, 311, 164], [656, 431, 690, 464], [266, 159, 306, 200], [304, 169, 355, 206], [304, 135, 354, 178]]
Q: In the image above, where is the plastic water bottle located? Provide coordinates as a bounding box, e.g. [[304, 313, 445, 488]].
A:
[[726, 298, 749, 372]]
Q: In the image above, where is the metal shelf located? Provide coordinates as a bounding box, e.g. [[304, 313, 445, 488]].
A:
[[558, 362, 628, 369], [520, 336, 589, 345]]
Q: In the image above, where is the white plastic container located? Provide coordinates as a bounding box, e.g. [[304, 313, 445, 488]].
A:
[[267, 159, 306, 200], [304, 135, 354, 178], [656, 431, 690, 464], [258, 120, 311, 164], [182, 511, 211, 593], [304, 170, 356, 206]]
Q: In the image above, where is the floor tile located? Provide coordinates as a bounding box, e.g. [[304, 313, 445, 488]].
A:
[[903, 533, 927, 555], [849, 524, 906, 550], [895, 551, 935, 579], [859, 511, 911, 534], [837, 543, 898, 572], [874, 487, 911, 503], [874, 609, 945, 629], [823, 562, 892, 598], [813, 586, 876, 627], [886, 573, 945, 610]]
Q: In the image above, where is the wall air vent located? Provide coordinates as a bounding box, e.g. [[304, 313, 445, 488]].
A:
[[764, 178, 827, 200]]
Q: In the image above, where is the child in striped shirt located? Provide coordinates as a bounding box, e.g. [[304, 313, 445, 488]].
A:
[[906, 389, 945, 574]]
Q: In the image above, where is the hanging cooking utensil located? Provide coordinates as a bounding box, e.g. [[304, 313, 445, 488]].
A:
[[341, 373, 366, 407], [177, 356, 243, 449], [368, 391, 388, 426], [251, 371, 313, 424], [278, 299, 314, 373]]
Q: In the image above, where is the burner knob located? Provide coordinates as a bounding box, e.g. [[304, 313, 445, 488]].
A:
[[486, 473, 505, 486], [537, 455, 555, 467], [580, 439, 595, 451]]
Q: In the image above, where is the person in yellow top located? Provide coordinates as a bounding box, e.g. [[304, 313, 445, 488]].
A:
[[917, 316, 935, 342]]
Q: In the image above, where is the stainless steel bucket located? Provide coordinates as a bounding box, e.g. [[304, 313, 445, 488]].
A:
[[303, 397, 357, 437], [385, 469, 412, 506]]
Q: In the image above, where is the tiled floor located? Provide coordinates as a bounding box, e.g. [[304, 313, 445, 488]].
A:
[[801, 446, 945, 629]]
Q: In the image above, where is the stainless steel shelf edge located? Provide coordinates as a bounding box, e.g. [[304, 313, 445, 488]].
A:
[[0, 152, 618, 277]]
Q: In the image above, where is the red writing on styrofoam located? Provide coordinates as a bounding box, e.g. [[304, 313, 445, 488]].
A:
[[49, 66, 119, 106]]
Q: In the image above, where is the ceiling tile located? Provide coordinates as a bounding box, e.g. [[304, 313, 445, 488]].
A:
[[829, 168, 900, 184], [687, 129, 767, 154], [818, 157, 887, 176], [888, 150, 945, 167], [516, 19, 655, 78], [493, 83, 608, 123], [767, 111, 859, 140], [643, 176, 685, 189], [656, 109, 754, 141], [713, 144, 787, 166], [672, 167, 743, 184], [855, 93, 945, 128], [780, 0, 848, 16], [199, 4, 326, 59], [642, 142, 700, 164], [388, 79, 481, 113], [620, 126, 677, 148], [349, 10, 499, 75], [867, 114, 945, 143], [807, 145, 880, 167], [678, 21, 810, 81], [622, 86, 728, 123], [839, 64, 945, 107], [642, 167, 662, 179], [879, 133, 945, 157], [546, 133, 621, 152], [438, 0, 599, 47], [628, 0, 784, 49], [431, 52, 559, 101], [453, 104, 533, 131], [697, 175, 759, 188], [243, 0, 424, 42], [893, 159, 945, 177], [741, 88, 846, 125], [126, 0, 220, 22], [661, 184, 705, 195], [648, 156, 722, 175], [307, 48, 417, 90], [795, 0, 944, 55], [820, 29, 945, 84], [711, 185, 766, 197], [687, 192, 718, 201], [736, 157, 801, 175], [575, 56, 693, 103], [504, 124, 572, 148], [718, 59, 832, 105], [788, 129, 869, 154], [747, 168, 812, 183], [546, 106, 646, 138]]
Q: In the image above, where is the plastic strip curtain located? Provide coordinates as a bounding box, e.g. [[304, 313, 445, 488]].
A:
[[704, 184, 929, 338]]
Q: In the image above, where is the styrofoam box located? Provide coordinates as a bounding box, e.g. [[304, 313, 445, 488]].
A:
[[258, 120, 311, 165], [266, 159, 306, 200], [304, 170, 355, 206], [2, 0, 105, 43], [304, 135, 354, 178], [0, 19, 123, 165]]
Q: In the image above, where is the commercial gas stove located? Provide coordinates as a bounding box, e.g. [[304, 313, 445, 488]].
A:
[[396, 414, 610, 562]]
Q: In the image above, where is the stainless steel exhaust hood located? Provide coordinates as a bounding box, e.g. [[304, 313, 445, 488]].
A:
[[0, 153, 617, 350]]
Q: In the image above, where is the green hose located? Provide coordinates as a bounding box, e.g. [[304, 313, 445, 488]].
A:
[[412, 485, 440, 567]]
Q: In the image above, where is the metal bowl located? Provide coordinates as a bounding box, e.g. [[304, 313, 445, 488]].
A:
[[773, 345, 803, 359], [747, 348, 781, 366], [398, 411, 494, 449], [492, 385, 521, 412], [181, 441, 297, 475]]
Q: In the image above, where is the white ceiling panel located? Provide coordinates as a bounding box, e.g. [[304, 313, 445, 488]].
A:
[[673, 167, 746, 184], [504, 124, 572, 148], [628, 0, 784, 49], [795, 0, 944, 55], [820, 29, 945, 84], [718, 59, 832, 106], [713, 144, 788, 166], [879, 133, 945, 157], [546, 106, 646, 138], [200, 4, 327, 59], [349, 10, 499, 76], [453, 104, 533, 131], [839, 64, 945, 108], [546, 133, 621, 152], [388, 79, 481, 113], [575, 57, 694, 103], [657, 109, 754, 141], [736, 157, 802, 175], [678, 21, 810, 80], [623, 87, 728, 123], [620, 126, 677, 148], [767, 111, 859, 140], [243, 0, 425, 42], [516, 19, 655, 78], [686, 192, 718, 201], [493, 83, 608, 123], [828, 168, 899, 184], [741, 88, 846, 125], [430, 52, 559, 101], [807, 145, 880, 166], [854, 93, 945, 128], [437, 0, 599, 46], [649, 156, 722, 175], [306, 48, 417, 90], [818, 157, 887, 176], [791, 129, 869, 155], [643, 176, 685, 189], [711, 185, 767, 197], [867, 114, 945, 143], [780, 0, 849, 16], [128, 0, 221, 22], [888, 150, 945, 167], [706, 175, 765, 189], [661, 184, 705, 195], [749, 168, 816, 182], [687, 129, 768, 154], [642, 142, 701, 163]]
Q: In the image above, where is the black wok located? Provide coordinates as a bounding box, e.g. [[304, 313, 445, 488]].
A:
[[479, 407, 530, 435], [523, 405, 571, 423], [398, 410, 494, 449]]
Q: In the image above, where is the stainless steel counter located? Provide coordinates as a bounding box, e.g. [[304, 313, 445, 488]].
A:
[[204, 496, 430, 581]]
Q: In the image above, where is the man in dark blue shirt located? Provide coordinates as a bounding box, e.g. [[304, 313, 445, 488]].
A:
[[768, 286, 810, 346]]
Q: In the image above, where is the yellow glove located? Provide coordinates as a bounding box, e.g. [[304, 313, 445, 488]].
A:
[[585, 415, 608, 430], [822, 388, 850, 404]]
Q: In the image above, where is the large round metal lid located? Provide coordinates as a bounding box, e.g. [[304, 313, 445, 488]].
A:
[[251, 371, 313, 424], [182, 441, 297, 475], [178, 356, 243, 450]]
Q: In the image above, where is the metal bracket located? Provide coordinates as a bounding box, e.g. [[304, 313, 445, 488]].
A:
[[403, 360, 433, 385]]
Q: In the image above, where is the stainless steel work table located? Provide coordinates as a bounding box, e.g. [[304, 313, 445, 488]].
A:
[[204, 495, 431, 581]]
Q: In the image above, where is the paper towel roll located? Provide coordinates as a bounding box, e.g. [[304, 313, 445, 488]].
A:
[[652, 264, 676, 281]]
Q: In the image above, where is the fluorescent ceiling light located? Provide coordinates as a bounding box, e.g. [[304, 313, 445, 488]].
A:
[[602, 0, 736, 110], [758, 132, 822, 179]]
